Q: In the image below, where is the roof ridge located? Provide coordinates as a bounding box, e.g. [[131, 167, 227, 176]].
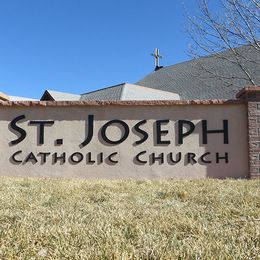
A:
[[80, 83, 126, 95], [140, 44, 254, 74], [125, 83, 179, 95], [46, 89, 80, 95]]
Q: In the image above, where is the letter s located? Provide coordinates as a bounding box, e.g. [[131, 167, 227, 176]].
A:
[[9, 115, 27, 145]]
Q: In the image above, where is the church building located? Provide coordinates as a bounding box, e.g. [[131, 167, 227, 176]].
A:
[[40, 44, 260, 101], [0, 44, 258, 102]]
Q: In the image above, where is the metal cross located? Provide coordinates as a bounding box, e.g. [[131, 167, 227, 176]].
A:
[[151, 48, 162, 67]]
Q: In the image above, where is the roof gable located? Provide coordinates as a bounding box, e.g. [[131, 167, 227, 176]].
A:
[[41, 90, 81, 101]]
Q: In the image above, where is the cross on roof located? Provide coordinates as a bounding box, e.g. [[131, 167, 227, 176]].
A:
[[151, 48, 162, 68]]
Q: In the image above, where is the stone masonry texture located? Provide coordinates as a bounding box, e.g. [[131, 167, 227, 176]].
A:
[[237, 87, 260, 179], [248, 101, 260, 179]]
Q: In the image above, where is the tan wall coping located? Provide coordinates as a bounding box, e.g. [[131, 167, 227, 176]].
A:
[[0, 99, 245, 107], [236, 86, 260, 99], [0, 92, 10, 101]]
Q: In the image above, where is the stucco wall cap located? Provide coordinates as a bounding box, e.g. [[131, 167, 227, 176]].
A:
[[236, 86, 260, 99], [0, 92, 10, 101], [0, 99, 245, 107]]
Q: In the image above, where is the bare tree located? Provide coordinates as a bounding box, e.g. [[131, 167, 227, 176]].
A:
[[187, 0, 260, 86]]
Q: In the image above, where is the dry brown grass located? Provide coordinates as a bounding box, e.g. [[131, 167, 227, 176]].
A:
[[0, 177, 259, 259]]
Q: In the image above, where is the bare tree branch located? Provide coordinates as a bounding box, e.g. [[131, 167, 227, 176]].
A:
[[186, 0, 260, 86]]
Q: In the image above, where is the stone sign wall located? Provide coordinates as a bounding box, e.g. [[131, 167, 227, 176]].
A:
[[0, 99, 250, 179]]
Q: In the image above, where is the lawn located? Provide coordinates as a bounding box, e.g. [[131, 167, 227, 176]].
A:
[[0, 177, 259, 259]]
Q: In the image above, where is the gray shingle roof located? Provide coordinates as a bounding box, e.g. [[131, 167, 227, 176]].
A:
[[80, 83, 180, 101], [41, 90, 81, 101], [80, 83, 125, 101], [136, 44, 260, 100]]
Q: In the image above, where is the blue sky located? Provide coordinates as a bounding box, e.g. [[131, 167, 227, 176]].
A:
[[0, 0, 212, 99]]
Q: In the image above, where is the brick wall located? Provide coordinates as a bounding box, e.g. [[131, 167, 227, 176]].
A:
[[248, 102, 260, 179], [237, 87, 260, 179]]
